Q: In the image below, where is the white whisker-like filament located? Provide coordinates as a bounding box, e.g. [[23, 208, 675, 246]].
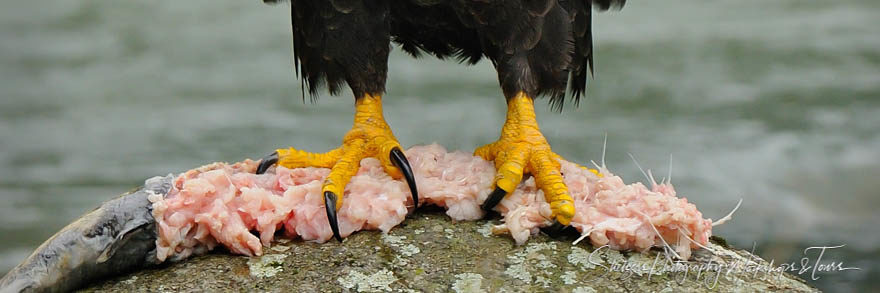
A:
[[628, 153, 652, 186], [635, 210, 682, 260], [573, 227, 593, 245], [601, 133, 608, 170], [712, 198, 743, 226], [678, 228, 715, 254]]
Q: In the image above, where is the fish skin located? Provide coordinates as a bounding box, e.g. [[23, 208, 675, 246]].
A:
[[0, 175, 173, 293]]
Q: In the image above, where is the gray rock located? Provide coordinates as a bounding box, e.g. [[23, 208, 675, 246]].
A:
[[83, 211, 818, 292]]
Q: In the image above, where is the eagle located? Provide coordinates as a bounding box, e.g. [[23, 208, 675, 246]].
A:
[[256, 0, 625, 241]]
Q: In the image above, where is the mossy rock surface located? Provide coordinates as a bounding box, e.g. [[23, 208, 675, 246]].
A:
[[83, 210, 818, 292]]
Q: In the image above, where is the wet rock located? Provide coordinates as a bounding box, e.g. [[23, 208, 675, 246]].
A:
[[83, 210, 818, 292]]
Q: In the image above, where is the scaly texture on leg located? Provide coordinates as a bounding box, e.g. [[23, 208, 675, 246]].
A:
[[256, 94, 417, 241], [476, 92, 598, 226]]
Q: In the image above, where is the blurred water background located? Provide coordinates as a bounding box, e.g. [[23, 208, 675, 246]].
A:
[[1, 0, 878, 291]]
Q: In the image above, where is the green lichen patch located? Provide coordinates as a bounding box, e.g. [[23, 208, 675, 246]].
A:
[[452, 273, 485, 293], [476, 222, 494, 238], [337, 269, 397, 293], [568, 246, 598, 270], [572, 286, 598, 293], [247, 253, 288, 278], [562, 271, 577, 285]]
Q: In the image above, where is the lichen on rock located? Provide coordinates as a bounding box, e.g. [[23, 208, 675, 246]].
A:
[[247, 253, 288, 278], [83, 211, 819, 292], [337, 269, 397, 293], [452, 273, 484, 293]]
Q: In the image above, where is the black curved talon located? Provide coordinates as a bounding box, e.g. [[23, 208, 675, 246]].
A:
[[390, 147, 419, 209], [540, 221, 575, 238], [324, 191, 343, 242], [255, 152, 279, 174], [481, 187, 507, 212]]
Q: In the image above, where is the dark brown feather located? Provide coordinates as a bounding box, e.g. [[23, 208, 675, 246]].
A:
[[264, 0, 625, 109]]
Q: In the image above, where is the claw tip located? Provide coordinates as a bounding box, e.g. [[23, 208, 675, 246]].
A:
[[256, 152, 279, 174], [323, 191, 343, 243], [481, 187, 507, 212], [390, 148, 419, 211]]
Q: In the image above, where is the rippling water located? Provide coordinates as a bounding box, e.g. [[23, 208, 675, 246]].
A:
[[1, 1, 877, 291]]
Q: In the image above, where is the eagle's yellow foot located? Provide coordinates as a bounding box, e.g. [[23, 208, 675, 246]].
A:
[[255, 94, 417, 242], [476, 92, 579, 232]]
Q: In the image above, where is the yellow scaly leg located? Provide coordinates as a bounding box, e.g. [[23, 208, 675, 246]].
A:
[[476, 92, 599, 228], [256, 94, 418, 242]]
